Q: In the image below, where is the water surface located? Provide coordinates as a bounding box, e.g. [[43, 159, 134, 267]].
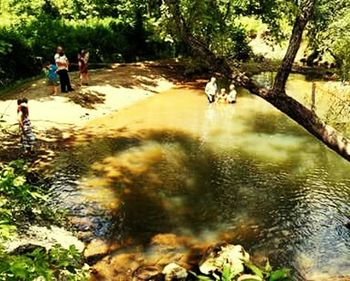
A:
[[52, 76, 350, 279]]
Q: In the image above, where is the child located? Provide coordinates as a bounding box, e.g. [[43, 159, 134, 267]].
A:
[[18, 104, 35, 154], [17, 98, 29, 114], [227, 84, 237, 104], [46, 60, 58, 95], [216, 88, 227, 104], [78, 49, 89, 86], [17, 99, 22, 113]]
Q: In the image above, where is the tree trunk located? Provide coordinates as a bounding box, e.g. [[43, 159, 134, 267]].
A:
[[272, 0, 316, 94]]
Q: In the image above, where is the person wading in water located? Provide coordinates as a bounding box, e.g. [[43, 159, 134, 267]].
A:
[[205, 77, 218, 103]]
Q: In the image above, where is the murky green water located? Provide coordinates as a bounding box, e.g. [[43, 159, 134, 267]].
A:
[[52, 75, 350, 279]]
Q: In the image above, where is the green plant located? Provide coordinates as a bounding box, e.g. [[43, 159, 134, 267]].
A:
[[0, 244, 89, 281], [0, 160, 65, 239], [190, 259, 293, 281], [0, 160, 89, 280]]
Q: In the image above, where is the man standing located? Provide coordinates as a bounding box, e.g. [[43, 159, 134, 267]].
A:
[[54, 46, 73, 93], [205, 77, 217, 103]]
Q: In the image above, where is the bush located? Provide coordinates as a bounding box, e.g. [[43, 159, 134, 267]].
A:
[[0, 244, 89, 281], [0, 15, 174, 89], [0, 160, 63, 237], [0, 160, 88, 280], [15, 16, 174, 64], [0, 29, 41, 87]]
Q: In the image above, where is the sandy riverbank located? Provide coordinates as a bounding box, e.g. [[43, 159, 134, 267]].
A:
[[0, 62, 179, 164]]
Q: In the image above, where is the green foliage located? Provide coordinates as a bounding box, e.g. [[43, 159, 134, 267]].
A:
[[0, 244, 88, 281], [0, 0, 174, 88], [0, 160, 88, 280], [317, 7, 350, 81], [221, 266, 236, 281], [0, 160, 46, 209], [0, 29, 41, 87], [0, 160, 64, 237], [190, 259, 292, 281], [306, 0, 350, 79]]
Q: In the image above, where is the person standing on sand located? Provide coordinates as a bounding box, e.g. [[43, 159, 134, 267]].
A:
[[78, 49, 89, 86], [205, 77, 217, 103], [46, 59, 59, 95], [55, 46, 74, 93], [17, 103, 35, 154], [17, 98, 29, 114]]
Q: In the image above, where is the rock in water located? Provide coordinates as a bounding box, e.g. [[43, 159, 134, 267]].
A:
[[162, 263, 188, 281], [199, 243, 250, 277], [133, 265, 162, 280]]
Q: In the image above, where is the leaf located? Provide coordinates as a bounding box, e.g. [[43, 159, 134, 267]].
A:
[[237, 274, 263, 281], [188, 271, 212, 281], [265, 259, 272, 272], [222, 266, 235, 281], [244, 261, 264, 279], [13, 176, 26, 187], [9, 259, 30, 279], [269, 268, 291, 281], [29, 191, 48, 201]]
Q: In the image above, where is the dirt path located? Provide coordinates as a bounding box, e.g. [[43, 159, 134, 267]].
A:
[[0, 62, 180, 164]]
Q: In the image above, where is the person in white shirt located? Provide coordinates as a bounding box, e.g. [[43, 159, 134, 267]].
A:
[[205, 77, 217, 103], [54, 46, 73, 93], [227, 84, 237, 104]]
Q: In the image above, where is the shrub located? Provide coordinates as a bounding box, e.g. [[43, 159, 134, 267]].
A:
[[0, 244, 89, 281], [0, 29, 41, 87]]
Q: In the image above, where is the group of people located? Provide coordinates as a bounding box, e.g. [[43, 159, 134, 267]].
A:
[[46, 46, 89, 95], [205, 77, 237, 104], [17, 98, 35, 155], [15, 46, 90, 155]]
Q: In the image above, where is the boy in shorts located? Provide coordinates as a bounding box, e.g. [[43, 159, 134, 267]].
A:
[[46, 59, 59, 95]]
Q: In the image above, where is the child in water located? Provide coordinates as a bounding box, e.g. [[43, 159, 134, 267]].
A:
[[46, 60, 59, 95], [227, 84, 237, 104], [216, 88, 228, 104]]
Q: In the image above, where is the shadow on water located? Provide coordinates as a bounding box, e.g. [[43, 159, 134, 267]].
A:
[[55, 129, 221, 243]]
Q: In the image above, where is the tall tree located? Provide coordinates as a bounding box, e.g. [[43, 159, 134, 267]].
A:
[[164, 0, 350, 161]]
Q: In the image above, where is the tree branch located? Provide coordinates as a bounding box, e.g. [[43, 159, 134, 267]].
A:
[[236, 72, 350, 160]]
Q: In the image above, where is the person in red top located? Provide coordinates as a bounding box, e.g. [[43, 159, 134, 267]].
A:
[[78, 49, 89, 86]]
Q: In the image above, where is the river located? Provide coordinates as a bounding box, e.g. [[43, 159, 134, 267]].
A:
[[49, 74, 350, 280]]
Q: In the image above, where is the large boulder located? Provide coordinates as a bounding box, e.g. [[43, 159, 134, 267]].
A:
[[199, 243, 250, 277]]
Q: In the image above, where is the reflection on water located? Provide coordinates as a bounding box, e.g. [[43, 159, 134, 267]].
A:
[[53, 76, 350, 280]]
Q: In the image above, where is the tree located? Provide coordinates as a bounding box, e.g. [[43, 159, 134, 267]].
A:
[[164, 0, 350, 161]]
